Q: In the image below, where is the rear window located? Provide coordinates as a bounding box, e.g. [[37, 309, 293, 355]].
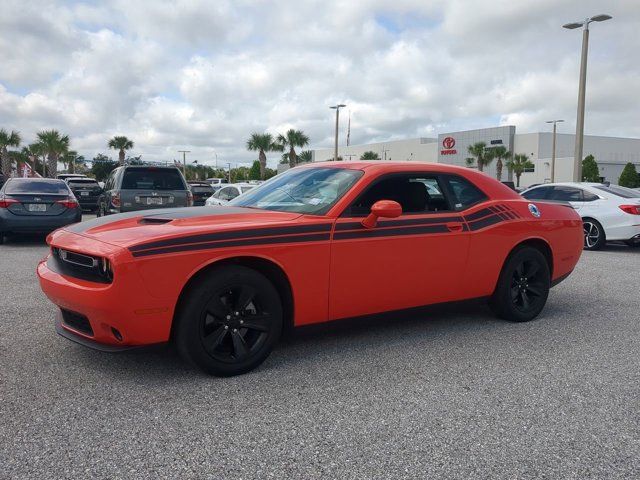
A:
[[594, 185, 640, 199], [68, 179, 99, 186], [190, 184, 214, 193], [121, 168, 186, 190], [5, 180, 69, 195]]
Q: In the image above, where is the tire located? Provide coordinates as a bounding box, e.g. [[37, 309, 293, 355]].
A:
[[175, 265, 283, 376], [625, 240, 640, 248], [490, 246, 550, 322], [0, 233, 4, 245], [582, 218, 606, 251]]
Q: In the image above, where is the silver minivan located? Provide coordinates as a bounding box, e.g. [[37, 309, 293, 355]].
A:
[[97, 166, 192, 216]]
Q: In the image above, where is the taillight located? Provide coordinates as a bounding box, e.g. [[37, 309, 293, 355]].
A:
[[56, 198, 79, 209], [619, 205, 640, 215], [187, 190, 194, 207], [0, 197, 18, 208], [111, 193, 121, 207]]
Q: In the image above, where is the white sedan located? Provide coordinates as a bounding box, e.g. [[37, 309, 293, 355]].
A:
[[521, 182, 640, 250], [205, 183, 255, 206]]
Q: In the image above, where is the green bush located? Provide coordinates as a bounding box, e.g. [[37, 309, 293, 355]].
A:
[[582, 155, 600, 182], [618, 162, 639, 188]]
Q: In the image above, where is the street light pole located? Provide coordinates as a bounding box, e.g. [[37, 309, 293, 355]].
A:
[[545, 119, 564, 182], [178, 150, 190, 178], [329, 104, 346, 161], [563, 14, 612, 182]]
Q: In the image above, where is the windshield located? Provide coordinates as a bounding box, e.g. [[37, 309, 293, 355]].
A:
[[230, 167, 363, 214], [594, 185, 640, 199], [121, 168, 186, 190]]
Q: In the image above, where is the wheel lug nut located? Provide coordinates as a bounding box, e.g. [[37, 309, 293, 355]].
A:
[[235, 311, 239, 316], [224, 325, 228, 330], [239, 320, 244, 324], [233, 328, 238, 332], [226, 315, 231, 320]]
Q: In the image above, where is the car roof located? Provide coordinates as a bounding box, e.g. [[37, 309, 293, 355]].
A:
[[8, 177, 65, 183]]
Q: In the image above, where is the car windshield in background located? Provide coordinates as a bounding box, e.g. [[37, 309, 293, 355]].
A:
[[594, 185, 640, 199], [5, 179, 69, 195], [121, 168, 185, 190], [230, 167, 363, 215]]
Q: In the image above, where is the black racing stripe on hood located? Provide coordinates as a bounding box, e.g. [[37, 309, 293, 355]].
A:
[[64, 206, 266, 233], [129, 223, 333, 252]]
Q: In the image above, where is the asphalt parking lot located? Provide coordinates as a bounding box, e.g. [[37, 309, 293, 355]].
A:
[[1, 222, 639, 479]]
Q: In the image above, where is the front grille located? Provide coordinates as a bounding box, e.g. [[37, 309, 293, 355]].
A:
[[61, 309, 94, 336], [49, 248, 113, 284]]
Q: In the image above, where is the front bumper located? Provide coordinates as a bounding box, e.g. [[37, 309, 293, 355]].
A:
[[38, 247, 174, 348], [54, 310, 162, 352]]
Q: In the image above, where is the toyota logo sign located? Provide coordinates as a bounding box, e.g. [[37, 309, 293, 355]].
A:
[[442, 137, 455, 149]]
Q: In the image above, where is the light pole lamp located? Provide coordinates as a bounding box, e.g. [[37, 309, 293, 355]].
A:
[[545, 119, 564, 182], [329, 104, 346, 161], [178, 150, 190, 177], [563, 13, 612, 182]]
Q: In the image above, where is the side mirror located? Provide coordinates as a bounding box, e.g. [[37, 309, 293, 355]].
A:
[[362, 200, 402, 228]]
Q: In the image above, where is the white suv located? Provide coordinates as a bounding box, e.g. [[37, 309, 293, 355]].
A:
[[521, 182, 640, 250]]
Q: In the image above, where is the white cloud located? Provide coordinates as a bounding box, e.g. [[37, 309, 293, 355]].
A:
[[0, 0, 638, 167]]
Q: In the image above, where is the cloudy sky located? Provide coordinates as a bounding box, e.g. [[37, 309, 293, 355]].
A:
[[1, 0, 638, 168]]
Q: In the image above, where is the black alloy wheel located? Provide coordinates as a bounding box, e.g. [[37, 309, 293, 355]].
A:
[[200, 285, 272, 363], [490, 246, 550, 322], [175, 265, 282, 376]]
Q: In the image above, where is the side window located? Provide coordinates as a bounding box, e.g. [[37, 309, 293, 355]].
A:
[[445, 176, 488, 210], [549, 187, 583, 202], [348, 174, 452, 216], [582, 190, 599, 202], [227, 188, 240, 199], [522, 186, 551, 200], [219, 187, 237, 201]]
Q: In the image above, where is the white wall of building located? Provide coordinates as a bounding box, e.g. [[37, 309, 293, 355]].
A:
[[312, 138, 438, 163], [310, 127, 640, 188]]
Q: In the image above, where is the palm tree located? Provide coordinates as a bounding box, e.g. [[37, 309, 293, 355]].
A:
[[37, 130, 69, 178], [108, 136, 134, 165], [28, 142, 47, 176], [0, 129, 21, 177], [489, 146, 511, 181], [276, 129, 310, 169], [298, 150, 313, 163], [506, 153, 534, 187], [246, 133, 280, 180], [360, 151, 380, 160], [465, 142, 493, 172]]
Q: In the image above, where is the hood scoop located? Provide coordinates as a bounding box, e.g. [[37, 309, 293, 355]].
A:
[[138, 217, 174, 225]]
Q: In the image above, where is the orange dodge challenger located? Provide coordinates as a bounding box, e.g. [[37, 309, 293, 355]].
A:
[[38, 162, 583, 376]]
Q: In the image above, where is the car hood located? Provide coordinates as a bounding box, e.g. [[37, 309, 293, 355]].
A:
[[63, 206, 304, 249]]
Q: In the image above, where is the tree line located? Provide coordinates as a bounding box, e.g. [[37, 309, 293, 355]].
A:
[[0, 129, 135, 178]]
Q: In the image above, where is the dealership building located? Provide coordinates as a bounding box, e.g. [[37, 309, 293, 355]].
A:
[[311, 126, 640, 188]]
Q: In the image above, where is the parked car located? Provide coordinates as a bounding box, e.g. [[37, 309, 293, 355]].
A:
[[205, 183, 255, 206], [206, 178, 228, 186], [38, 162, 582, 376], [0, 178, 82, 244], [97, 165, 192, 216], [521, 182, 640, 250], [187, 181, 215, 206], [57, 174, 88, 182], [66, 177, 103, 212]]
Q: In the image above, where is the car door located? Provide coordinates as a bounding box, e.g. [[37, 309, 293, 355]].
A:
[[328, 172, 471, 320]]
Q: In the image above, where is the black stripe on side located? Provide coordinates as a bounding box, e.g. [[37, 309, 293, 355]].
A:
[[468, 214, 503, 231], [130, 223, 333, 252], [464, 208, 495, 222], [334, 224, 449, 241], [131, 233, 331, 258], [335, 215, 463, 231]]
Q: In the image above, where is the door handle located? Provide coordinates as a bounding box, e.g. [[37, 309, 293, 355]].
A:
[[446, 222, 464, 232]]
